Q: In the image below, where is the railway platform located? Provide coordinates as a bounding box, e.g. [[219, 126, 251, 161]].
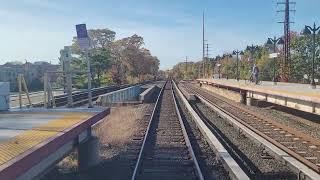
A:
[[0, 107, 109, 180], [197, 78, 320, 115]]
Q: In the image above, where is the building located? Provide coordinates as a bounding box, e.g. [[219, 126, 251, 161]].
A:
[[0, 61, 60, 91]]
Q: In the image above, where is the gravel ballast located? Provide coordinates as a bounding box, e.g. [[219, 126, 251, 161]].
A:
[[174, 89, 230, 180], [192, 102, 296, 179], [194, 83, 320, 141]]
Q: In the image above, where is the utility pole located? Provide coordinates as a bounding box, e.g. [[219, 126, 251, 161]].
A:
[[86, 50, 93, 108], [185, 56, 188, 79], [205, 43, 211, 77], [277, 0, 296, 82], [198, 62, 201, 79], [202, 11, 205, 78]]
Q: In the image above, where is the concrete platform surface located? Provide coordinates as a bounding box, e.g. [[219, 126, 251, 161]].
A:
[[0, 108, 107, 168], [10, 91, 64, 108], [198, 79, 320, 103]]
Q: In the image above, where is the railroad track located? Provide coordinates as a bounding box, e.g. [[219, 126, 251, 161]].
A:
[[11, 81, 153, 108], [10, 86, 125, 108], [51, 81, 154, 107], [53, 84, 130, 107], [131, 81, 203, 180], [182, 82, 320, 175]]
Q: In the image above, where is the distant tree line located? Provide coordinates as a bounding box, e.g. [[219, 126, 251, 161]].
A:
[[60, 28, 160, 89], [171, 31, 320, 84]]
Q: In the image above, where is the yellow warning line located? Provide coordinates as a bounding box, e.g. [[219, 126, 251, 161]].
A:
[[0, 113, 91, 166]]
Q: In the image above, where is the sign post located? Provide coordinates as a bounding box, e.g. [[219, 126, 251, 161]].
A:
[[76, 24, 93, 108]]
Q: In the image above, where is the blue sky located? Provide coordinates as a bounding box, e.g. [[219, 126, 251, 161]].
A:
[[0, 0, 319, 69]]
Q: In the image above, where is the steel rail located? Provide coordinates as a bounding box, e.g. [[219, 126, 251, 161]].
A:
[[174, 81, 250, 180], [185, 83, 320, 174], [131, 81, 166, 180], [171, 80, 204, 180], [189, 99, 257, 178], [131, 81, 204, 180], [52, 81, 152, 106]]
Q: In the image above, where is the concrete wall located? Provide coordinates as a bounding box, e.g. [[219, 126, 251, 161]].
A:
[[247, 91, 320, 115], [98, 86, 141, 106], [139, 85, 159, 103]]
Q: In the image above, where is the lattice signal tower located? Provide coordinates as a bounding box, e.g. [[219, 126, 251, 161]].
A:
[[277, 0, 296, 82]]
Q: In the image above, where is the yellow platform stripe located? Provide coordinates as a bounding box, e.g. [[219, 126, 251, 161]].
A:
[[0, 112, 92, 166]]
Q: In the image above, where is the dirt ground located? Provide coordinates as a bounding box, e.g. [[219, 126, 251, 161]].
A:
[[95, 105, 145, 158], [43, 104, 152, 180]]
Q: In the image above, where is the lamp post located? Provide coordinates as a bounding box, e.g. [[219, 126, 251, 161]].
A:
[[223, 54, 232, 79], [210, 58, 216, 78], [267, 37, 284, 85], [215, 56, 221, 79], [246, 44, 259, 66], [233, 50, 244, 81], [303, 22, 320, 89], [217, 63, 221, 79]]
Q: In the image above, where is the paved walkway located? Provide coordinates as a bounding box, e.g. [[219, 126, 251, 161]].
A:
[[0, 109, 94, 166], [198, 78, 320, 103]]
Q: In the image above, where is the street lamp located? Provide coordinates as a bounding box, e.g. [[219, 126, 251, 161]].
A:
[[303, 22, 320, 89], [266, 37, 284, 84], [246, 44, 259, 66], [217, 63, 221, 79], [215, 56, 222, 79], [222, 54, 233, 79], [233, 50, 244, 81], [210, 58, 216, 78]]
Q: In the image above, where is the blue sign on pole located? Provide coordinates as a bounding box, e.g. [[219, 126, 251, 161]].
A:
[[76, 24, 91, 50], [76, 24, 88, 38]]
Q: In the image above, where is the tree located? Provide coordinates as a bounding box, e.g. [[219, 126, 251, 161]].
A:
[[109, 34, 159, 83], [71, 28, 116, 53], [89, 29, 116, 48], [64, 29, 159, 87], [70, 29, 116, 88], [90, 48, 112, 87], [290, 33, 320, 83], [170, 31, 320, 84]]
